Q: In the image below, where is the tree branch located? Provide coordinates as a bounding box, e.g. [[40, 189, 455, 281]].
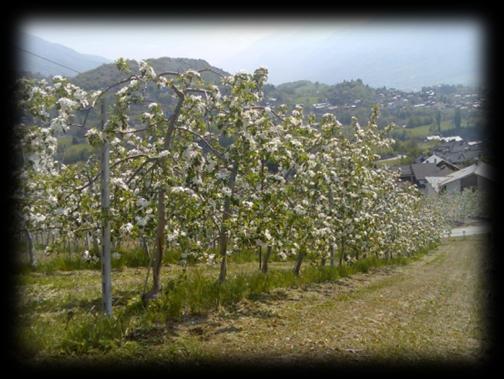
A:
[[245, 106, 285, 122], [115, 127, 151, 135], [197, 68, 226, 78], [70, 153, 150, 195], [96, 75, 139, 100], [125, 158, 154, 185], [175, 127, 226, 162]]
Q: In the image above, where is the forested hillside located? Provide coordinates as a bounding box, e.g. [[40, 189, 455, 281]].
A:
[[19, 60, 485, 165], [45, 58, 229, 163], [72, 57, 228, 90], [264, 79, 485, 134]]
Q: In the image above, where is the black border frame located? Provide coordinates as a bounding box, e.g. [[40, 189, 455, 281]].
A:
[[2, 3, 501, 375]]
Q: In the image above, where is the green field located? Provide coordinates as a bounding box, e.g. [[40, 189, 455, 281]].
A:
[[402, 121, 454, 138]]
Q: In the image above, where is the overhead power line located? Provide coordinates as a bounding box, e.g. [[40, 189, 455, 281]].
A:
[[16, 46, 82, 74]]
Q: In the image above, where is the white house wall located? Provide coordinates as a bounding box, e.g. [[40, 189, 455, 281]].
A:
[[425, 182, 437, 195], [423, 155, 442, 164], [445, 180, 461, 193]]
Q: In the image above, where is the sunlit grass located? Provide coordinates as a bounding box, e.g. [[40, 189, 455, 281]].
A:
[[17, 243, 437, 360]]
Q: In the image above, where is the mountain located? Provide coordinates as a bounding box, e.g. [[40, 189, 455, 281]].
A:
[[62, 57, 229, 142], [71, 57, 229, 90], [19, 33, 111, 77], [220, 25, 481, 91], [54, 57, 230, 164]]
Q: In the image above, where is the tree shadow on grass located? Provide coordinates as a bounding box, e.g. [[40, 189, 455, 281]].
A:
[[61, 289, 140, 313]]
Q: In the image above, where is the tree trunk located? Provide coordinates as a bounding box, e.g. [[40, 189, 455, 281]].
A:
[[25, 229, 34, 266], [92, 233, 99, 257], [143, 94, 183, 302], [327, 188, 335, 269], [141, 236, 152, 294], [261, 245, 272, 273], [330, 244, 335, 267], [100, 98, 112, 316], [293, 249, 306, 276], [218, 161, 238, 283], [339, 240, 345, 267], [258, 245, 262, 270], [143, 189, 165, 302], [320, 256, 326, 267], [141, 236, 150, 260], [218, 231, 228, 283]]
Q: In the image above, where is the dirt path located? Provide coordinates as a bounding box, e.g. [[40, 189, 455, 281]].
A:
[[450, 223, 491, 237], [166, 237, 488, 364]]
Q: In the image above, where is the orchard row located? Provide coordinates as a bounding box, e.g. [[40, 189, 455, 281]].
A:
[[15, 60, 454, 305]]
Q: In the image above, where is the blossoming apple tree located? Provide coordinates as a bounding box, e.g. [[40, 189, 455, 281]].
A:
[[15, 59, 449, 315]]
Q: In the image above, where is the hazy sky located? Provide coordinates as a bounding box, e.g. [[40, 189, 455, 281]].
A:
[[19, 18, 483, 87], [21, 19, 313, 65], [21, 18, 480, 63]]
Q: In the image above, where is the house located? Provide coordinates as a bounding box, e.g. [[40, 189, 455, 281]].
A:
[[422, 153, 444, 164], [424, 176, 447, 195], [429, 140, 486, 166], [437, 160, 460, 171], [425, 135, 463, 143], [313, 102, 330, 109], [422, 154, 459, 170], [442, 136, 463, 142], [410, 163, 456, 192], [437, 150, 482, 166], [398, 164, 413, 182], [436, 161, 494, 194], [399, 162, 457, 193]]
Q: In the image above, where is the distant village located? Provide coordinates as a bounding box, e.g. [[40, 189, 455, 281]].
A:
[[261, 81, 491, 197], [392, 136, 493, 196], [265, 84, 483, 115]]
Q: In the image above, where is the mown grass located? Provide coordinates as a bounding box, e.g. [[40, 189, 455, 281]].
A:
[[17, 242, 437, 361]]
